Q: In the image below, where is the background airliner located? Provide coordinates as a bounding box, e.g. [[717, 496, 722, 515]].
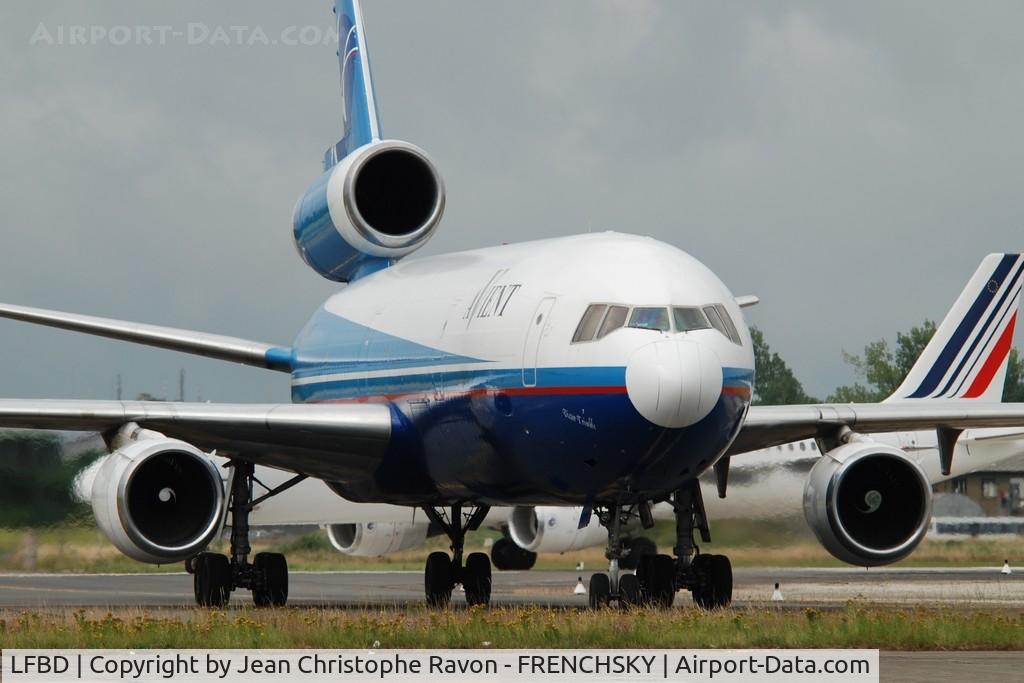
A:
[[4, 0, 1024, 610]]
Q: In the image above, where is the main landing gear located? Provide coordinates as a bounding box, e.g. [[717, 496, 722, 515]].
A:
[[422, 504, 492, 607], [188, 460, 307, 608], [668, 481, 733, 609], [589, 483, 732, 609]]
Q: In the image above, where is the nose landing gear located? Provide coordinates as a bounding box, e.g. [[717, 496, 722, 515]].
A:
[[422, 504, 492, 607], [587, 504, 649, 608]]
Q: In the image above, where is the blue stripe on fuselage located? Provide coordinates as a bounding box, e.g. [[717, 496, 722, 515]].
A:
[[291, 365, 753, 403]]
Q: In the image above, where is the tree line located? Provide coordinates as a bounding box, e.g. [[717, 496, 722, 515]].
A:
[[752, 321, 1024, 405]]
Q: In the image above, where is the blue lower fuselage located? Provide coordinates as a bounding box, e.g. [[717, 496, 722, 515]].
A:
[[291, 349, 751, 506]]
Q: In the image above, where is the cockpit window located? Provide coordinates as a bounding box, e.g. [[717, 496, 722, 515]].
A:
[[573, 304, 607, 342], [715, 304, 741, 344], [628, 307, 670, 332], [703, 304, 741, 345], [598, 305, 629, 338], [673, 307, 710, 332]]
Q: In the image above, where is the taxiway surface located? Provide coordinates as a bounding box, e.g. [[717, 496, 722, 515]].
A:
[[0, 566, 1020, 608]]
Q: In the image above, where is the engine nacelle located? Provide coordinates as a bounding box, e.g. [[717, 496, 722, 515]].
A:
[[508, 506, 609, 553], [803, 441, 932, 566], [90, 439, 225, 564], [293, 139, 445, 282], [325, 521, 429, 557]]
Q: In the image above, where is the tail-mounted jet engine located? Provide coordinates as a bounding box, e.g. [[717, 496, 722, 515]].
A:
[[803, 440, 932, 566], [293, 140, 445, 282], [90, 437, 225, 564], [325, 521, 430, 557]]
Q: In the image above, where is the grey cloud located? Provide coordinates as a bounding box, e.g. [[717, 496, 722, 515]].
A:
[[0, 1, 1022, 403]]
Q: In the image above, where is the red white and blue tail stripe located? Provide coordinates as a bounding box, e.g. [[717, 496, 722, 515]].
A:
[[889, 253, 1023, 402]]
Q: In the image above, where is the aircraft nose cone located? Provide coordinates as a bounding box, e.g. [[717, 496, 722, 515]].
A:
[[625, 339, 723, 428]]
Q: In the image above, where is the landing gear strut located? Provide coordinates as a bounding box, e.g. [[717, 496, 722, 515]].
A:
[[667, 481, 733, 609], [587, 504, 646, 608], [190, 460, 306, 608], [422, 504, 492, 607]]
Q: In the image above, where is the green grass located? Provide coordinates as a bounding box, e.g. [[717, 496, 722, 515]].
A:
[[2, 604, 1022, 649]]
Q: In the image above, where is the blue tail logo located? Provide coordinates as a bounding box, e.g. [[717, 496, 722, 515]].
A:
[[325, 0, 381, 170]]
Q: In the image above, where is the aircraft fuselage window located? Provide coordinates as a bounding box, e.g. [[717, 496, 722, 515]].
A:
[[573, 304, 607, 342], [673, 307, 711, 332], [598, 305, 629, 338], [628, 307, 670, 332]]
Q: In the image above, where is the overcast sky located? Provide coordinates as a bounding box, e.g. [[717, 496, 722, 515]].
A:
[[1, 1, 1022, 403]]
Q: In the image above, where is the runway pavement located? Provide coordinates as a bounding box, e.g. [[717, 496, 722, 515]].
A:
[[0, 566, 1021, 609]]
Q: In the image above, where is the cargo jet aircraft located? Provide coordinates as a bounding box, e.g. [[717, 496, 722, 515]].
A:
[[3, 0, 1024, 609]]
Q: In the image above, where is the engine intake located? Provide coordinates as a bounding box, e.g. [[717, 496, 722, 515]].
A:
[[293, 139, 445, 282], [803, 441, 932, 566], [91, 438, 225, 564]]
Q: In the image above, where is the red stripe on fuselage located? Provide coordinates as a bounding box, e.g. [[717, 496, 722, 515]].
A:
[[963, 313, 1017, 398], [311, 384, 751, 404]]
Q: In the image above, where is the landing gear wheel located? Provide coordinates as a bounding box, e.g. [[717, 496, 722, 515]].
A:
[[619, 537, 657, 570], [619, 573, 640, 608], [491, 538, 537, 570], [692, 554, 732, 609], [588, 573, 610, 609], [638, 554, 675, 607], [425, 551, 454, 608], [194, 552, 231, 607], [463, 552, 492, 606], [252, 552, 288, 607]]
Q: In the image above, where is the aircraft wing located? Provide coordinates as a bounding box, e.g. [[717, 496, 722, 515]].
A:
[[728, 402, 1024, 456], [0, 399, 390, 481]]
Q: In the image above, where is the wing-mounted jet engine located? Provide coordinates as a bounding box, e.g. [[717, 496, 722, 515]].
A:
[[90, 429, 225, 564], [803, 439, 932, 566], [507, 506, 656, 569], [293, 140, 445, 282], [509, 506, 614, 554], [325, 521, 431, 556]]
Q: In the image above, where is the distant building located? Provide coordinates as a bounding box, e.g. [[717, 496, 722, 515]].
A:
[[933, 454, 1024, 517]]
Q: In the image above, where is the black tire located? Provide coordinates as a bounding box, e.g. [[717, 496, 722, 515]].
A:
[[649, 554, 676, 608], [619, 537, 657, 570], [193, 552, 231, 607], [425, 551, 453, 608], [588, 573, 610, 609], [691, 553, 712, 608], [692, 554, 732, 609], [491, 538, 537, 571], [636, 554, 656, 602], [463, 552, 492, 606], [619, 573, 640, 608], [252, 552, 289, 607], [707, 554, 733, 609]]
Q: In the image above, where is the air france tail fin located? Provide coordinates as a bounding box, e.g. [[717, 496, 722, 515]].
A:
[[323, 0, 382, 170], [889, 253, 1024, 402]]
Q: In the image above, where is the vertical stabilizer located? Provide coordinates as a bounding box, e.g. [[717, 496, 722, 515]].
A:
[[324, 0, 382, 170], [889, 254, 1024, 402]]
